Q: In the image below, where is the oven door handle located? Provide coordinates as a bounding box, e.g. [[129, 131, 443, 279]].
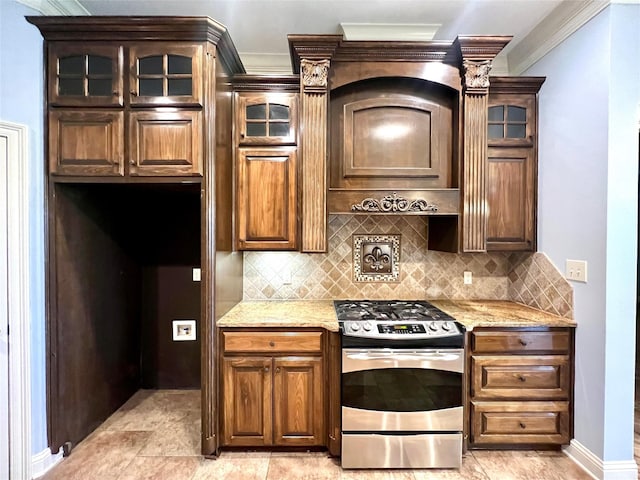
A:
[[342, 349, 464, 374]]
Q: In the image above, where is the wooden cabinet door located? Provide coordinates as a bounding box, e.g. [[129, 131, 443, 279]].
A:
[[49, 110, 125, 176], [129, 110, 202, 176], [236, 147, 297, 250], [221, 357, 272, 447], [272, 356, 324, 446], [48, 43, 123, 107], [486, 92, 538, 251], [236, 93, 297, 146], [487, 147, 535, 251], [128, 43, 203, 106]]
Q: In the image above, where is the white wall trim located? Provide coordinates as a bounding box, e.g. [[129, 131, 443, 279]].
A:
[[508, 0, 611, 75], [31, 448, 63, 479], [564, 439, 639, 480], [15, 0, 89, 15], [1, 121, 32, 480]]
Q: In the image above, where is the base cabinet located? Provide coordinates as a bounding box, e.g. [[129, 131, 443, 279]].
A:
[[468, 328, 574, 448], [220, 329, 325, 447]]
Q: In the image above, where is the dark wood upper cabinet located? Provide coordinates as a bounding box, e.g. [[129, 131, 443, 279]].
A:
[[236, 92, 297, 146], [232, 85, 300, 251], [235, 147, 297, 250], [129, 43, 203, 107], [487, 77, 545, 251], [43, 38, 211, 177], [48, 43, 124, 107]]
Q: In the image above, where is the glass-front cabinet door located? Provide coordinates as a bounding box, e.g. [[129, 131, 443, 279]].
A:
[[235, 93, 298, 146], [128, 44, 203, 106], [48, 44, 123, 107]]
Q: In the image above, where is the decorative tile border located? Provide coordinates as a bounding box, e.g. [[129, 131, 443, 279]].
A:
[[353, 234, 400, 282]]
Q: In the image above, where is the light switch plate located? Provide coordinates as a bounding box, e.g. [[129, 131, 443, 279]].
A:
[[463, 271, 473, 285], [565, 259, 587, 283], [192, 268, 201, 282], [172, 320, 196, 341]]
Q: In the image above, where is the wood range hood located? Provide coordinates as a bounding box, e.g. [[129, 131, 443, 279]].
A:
[[288, 34, 512, 252]]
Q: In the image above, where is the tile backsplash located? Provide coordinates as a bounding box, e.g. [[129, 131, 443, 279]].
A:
[[243, 215, 573, 318]]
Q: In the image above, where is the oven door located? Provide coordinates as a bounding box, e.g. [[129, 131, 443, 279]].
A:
[[341, 348, 464, 432]]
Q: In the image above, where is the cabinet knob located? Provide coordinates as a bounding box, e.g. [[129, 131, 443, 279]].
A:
[[113, 91, 119, 96], [518, 339, 528, 346], [269, 341, 275, 347], [264, 366, 269, 372], [519, 422, 527, 429], [130, 90, 137, 96], [130, 160, 135, 166], [518, 375, 526, 382]]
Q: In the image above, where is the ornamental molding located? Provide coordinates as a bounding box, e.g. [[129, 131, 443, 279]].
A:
[[463, 59, 492, 90], [351, 192, 438, 214], [301, 59, 330, 91]]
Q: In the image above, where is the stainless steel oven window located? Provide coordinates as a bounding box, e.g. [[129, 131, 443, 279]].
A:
[[341, 349, 463, 413]]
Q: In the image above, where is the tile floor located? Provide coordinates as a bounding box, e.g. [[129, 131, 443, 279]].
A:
[[41, 389, 599, 480]]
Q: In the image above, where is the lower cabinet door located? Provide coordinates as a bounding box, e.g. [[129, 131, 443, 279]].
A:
[[221, 356, 272, 446], [470, 401, 570, 446], [273, 356, 324, 446]]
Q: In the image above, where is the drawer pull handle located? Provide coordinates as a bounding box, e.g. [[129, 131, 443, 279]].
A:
[[275, 367, 280, 374], [264, 367, 269, 372], [519, 422, 526, 429], [518, 339, 528, 346], [518, 375, 526, 382], [269, 341, 275, 347]]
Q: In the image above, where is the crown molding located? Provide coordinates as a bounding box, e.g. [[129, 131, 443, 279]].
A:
[[240, 53, 292, 75], [339, 23, 440, 42], [508, 0, 611, 75], [16, 0, 89, 15]]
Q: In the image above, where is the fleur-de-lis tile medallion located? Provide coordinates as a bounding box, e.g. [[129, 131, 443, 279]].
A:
[[353, 234, 400, 282]]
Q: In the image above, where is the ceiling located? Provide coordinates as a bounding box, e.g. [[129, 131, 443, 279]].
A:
[[23, 0, 610, 74]]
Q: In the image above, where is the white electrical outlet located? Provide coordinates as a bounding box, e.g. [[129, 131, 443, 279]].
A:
[[172, 320, 196, 341], [192, 268, 201, 282], [463, 271, 473, 285], [565, 260, 588, 283]]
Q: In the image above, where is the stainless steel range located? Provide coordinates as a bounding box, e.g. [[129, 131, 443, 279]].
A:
[[336, 300, 465, 469]]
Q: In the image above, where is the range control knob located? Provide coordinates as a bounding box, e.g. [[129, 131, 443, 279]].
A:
[[363, 322, 372, 331], [429, 322, 439, 332], [442, 322, 452, 331], [350, 323, 360, 332]]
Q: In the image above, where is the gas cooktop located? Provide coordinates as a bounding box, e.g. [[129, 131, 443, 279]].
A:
[[334, 300, 464, 345], [334, 300, 454, 322]]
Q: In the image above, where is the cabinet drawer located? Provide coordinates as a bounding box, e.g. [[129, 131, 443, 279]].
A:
[[471, 401, 570, 445], [471, 330, 570, 353], [222, 331, 323, 353], [471, 355, 570, 400]]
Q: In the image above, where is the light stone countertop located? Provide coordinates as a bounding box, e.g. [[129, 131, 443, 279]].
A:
[[217, 300, 339, 332], [217, 299, 576, 332], [430, 299, 576, 330]]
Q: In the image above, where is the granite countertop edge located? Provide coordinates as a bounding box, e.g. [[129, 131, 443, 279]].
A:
[[217, 299, 576, 332]]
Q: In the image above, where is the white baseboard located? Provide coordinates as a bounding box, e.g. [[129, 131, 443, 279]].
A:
[[31, 448, 63, 479], [564, 439, 638, 480]]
